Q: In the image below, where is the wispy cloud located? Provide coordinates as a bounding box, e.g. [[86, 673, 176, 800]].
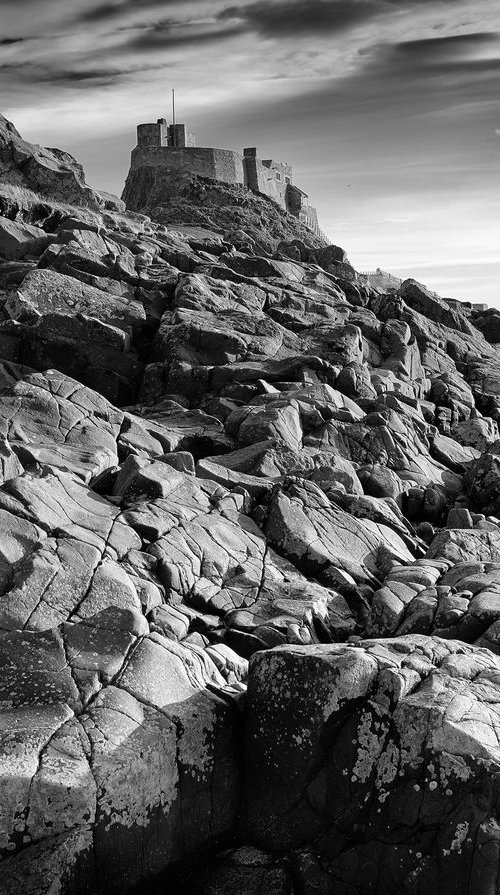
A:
[[216, 0, 485, 40], [0, 37, 30, 46], [125, 20, 245, 50], [398, 31, 499, 52], [218, 0, 378, 37], [78, 0, 197, 24]]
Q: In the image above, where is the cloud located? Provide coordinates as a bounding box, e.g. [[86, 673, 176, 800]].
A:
[[386, 31, 500, 81], [216, 0, 479, 40], [218, 0, 378, 37], [78, 0, 187, 24], [0, 37, 29, 46], [124, 19, 245, 50], [0, 56, 171, 91], [398, 31, 499, 53], [0, 62, 120, 88], [44, 69, 126, 86], [394, 30, 500, 68], [80, 2, 127, 23]]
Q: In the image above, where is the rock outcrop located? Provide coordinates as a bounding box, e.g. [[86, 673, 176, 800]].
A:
[[0, 114, 500, 894], [0, 114, 117, 216], [245, 636, 500, 894], [122, 166, 327, 255]]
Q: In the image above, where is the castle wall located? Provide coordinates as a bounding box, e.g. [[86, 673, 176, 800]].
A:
[[129, 146, 244, 186], [167, 124, 196, 148], [128, 135, 323, 237], [256, 164, 288, 208], [137, 122, 168, 148], [243, 152, 289, 210], [261, 159, 292, 208]]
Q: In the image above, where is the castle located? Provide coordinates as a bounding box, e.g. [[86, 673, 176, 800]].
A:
[[129, 117, 323, 237]]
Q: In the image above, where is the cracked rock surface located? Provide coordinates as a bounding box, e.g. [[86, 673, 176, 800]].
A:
[[2, 113, 500, 893], [245, 636, 500, 894]]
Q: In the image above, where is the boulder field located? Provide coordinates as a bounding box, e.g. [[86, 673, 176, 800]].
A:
[[0, 113, 500, 894]]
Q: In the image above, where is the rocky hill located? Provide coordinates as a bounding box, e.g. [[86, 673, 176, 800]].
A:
[[122, 164, 327, 254], [0, 113, 500, 895]]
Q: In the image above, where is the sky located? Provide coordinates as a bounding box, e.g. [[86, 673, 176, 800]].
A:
[[1, 0, 499, 305]]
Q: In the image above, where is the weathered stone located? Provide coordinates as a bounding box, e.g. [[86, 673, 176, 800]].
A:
[[245, 637, 500, 893], [0, 113, 104, 209], [0, 610, 242, 894], [447, 507, 474, 528], [265, 478, 415, 593], [428, 528, 500, 563], [357, 463, 405, 499], [0, 369, 123, 482], [6, 268, 145, 334], [453, 416, 499, 452], [465, 442, 500, 514], [0, 217, 51, 260], [3, 110, 500, 895]]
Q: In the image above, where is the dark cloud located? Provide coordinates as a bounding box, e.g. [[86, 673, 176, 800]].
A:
[[41, 67, 130, 85], [80, 2, 127, 22], [0, 62, 119, 88], [317, 30, 500, 118], [218, 0, 378, 37], [391, 31, 500, 78], [79, 0, 202, 24], [75, 1, 244, 51], [0, 37, 28, 45], [217, 0, 469, 39], [0, 57, 170, 92], [126, 21, 245, 50], [398, 32, 499, 53]]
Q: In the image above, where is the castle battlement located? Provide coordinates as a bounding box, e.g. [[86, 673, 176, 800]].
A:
[[129, 117, 323, 237], [137, 118, 196, 149]]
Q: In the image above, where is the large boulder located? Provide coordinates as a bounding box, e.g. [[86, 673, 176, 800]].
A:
[[1, 271, 147, 404], [264, 477, 415, 593], [6, 268, 145, 334], [0, 216, 51, 260], [453, 416, 499, 452], [399, 279, 476, 335], [472, 307, 500, 344], [245, 636, 500, 894], [0, 617, 242, 895], [0, 368, 124, 482], [0, 114, 104, 210], [465, 442, 500, 513]]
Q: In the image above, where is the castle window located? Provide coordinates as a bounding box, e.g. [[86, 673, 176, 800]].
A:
[[275, 171, 282, 181], [285, 176, 291, 184]]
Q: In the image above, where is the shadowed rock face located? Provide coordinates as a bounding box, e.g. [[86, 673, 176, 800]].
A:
[[244, 637, 500, 893], [2, 117, 500, 894], [0, 115, 110, 214]]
